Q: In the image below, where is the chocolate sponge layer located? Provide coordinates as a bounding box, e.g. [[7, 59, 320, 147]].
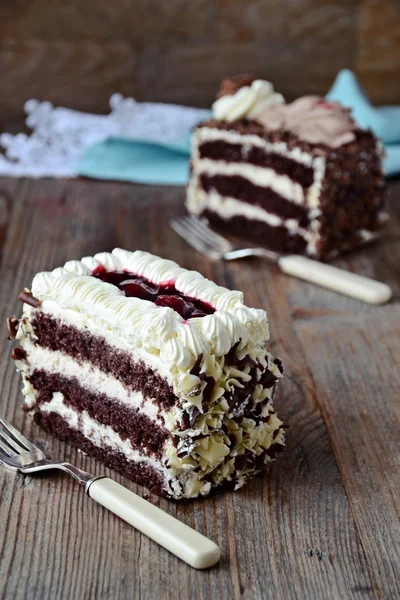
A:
[[29, 369, 169, 458], [199, 140, 314, 188], [200, 173, 310, 227], [201, 209, 308, 255], [32, 312, 178, 408]]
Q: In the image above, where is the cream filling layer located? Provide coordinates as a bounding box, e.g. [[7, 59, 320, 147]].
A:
[[40, 392, 211, 499], [20, 341, 167, 425], [194, 127, 316, 166], [196, 158, 305, 204], [191, 128, 326, 211], [41, 392, 167, 472], [31, 303, 173, 384], [188, 188, 320, 254]]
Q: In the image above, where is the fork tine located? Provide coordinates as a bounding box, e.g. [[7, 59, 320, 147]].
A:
[[0, 432, 19, 456], [0, 416, 38, 452], [177, 220, 223, 255], [0, 429, 28, 454], [186, 216, 232, 248], [171, 219, 217, 254], [171, 217, 232, 257]]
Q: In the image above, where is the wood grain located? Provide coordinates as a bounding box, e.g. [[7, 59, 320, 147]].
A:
[[0, 176, 399, 599], [0, 0, 217, 42], [357, 0, 400, 105], [1, 1, 400, 119], [0, 40, 137, 117], [295, 313, 400, 595]]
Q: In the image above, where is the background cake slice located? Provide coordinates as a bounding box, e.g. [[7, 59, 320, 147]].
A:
[[187, 75, 387, 260], [9, 249, 285, 500]]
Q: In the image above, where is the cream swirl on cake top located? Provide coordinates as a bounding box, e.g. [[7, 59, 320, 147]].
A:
[[212, 78, 285, 122], [252, 96, 358, 148], [30, 249, 270, 375]]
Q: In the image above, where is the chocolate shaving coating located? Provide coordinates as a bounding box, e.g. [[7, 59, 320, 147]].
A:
[[259, 358, 283, 389], [18, 290, 41, 308], [11, 347, 27, 362], [178, 406, 201, 431], [224, 341, 241, 366], [190, 354, 203, 376], [176, 438, 198, 458], [228, 392, 252, 419], [188, 353, 215, 407], [7, 316, 19, 340], [217, 73, 257, 99]]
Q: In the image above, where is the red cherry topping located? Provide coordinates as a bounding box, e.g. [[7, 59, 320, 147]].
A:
[[92, 269, 214, 319], [155, 295, 190, 317], [120, 281, 158, 300], [92, 265, 106, 276]]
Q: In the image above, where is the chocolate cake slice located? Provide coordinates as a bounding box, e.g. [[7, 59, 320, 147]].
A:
[[187, 76, 387, 260], [9, 249, 285, 500]]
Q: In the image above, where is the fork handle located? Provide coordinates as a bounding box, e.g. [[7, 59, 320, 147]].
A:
[[87, 477, 220, 569], [278, 255, 392, 305]]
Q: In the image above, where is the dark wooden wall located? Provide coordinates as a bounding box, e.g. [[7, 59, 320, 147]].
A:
[[0, 0, 399, 120]]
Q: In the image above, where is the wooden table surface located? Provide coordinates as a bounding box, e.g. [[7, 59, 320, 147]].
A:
[[0, 177, 399, 600]]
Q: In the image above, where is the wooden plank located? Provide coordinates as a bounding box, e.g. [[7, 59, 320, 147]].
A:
[[0, 177, 394, 598], [136, 1, 357, 110], [0, 0, 400, 120], [2, 1, 400, 118], [0, 181, 18, 265], [0, 40, 137, 119], [213, 259, 376, 600], [294, 313, 400, 598], [135, 40, 349, 109], [0, 0, 217, 42], [357, 0, 400, 104]]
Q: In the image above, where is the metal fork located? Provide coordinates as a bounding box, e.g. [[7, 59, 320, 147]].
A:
[[170, 215, 392, 305], [0, 415, 220, 569]]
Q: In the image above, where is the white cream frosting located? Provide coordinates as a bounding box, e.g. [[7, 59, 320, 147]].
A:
[[30, 249, 270, 377], [212, 79, 285, 122]]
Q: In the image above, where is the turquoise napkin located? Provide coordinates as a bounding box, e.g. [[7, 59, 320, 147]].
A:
[[79, 137, 191, 186], [78, 71, 400, 184]]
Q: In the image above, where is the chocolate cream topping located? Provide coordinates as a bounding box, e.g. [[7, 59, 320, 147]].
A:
[[252, 96, 358, 148]]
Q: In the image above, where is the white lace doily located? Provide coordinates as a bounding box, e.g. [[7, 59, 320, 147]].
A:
[[0, 94, 210, 178]]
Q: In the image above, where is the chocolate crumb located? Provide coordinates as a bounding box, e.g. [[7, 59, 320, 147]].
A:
[[18, 290, 41, 308], [7, 316, 19, 339]]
